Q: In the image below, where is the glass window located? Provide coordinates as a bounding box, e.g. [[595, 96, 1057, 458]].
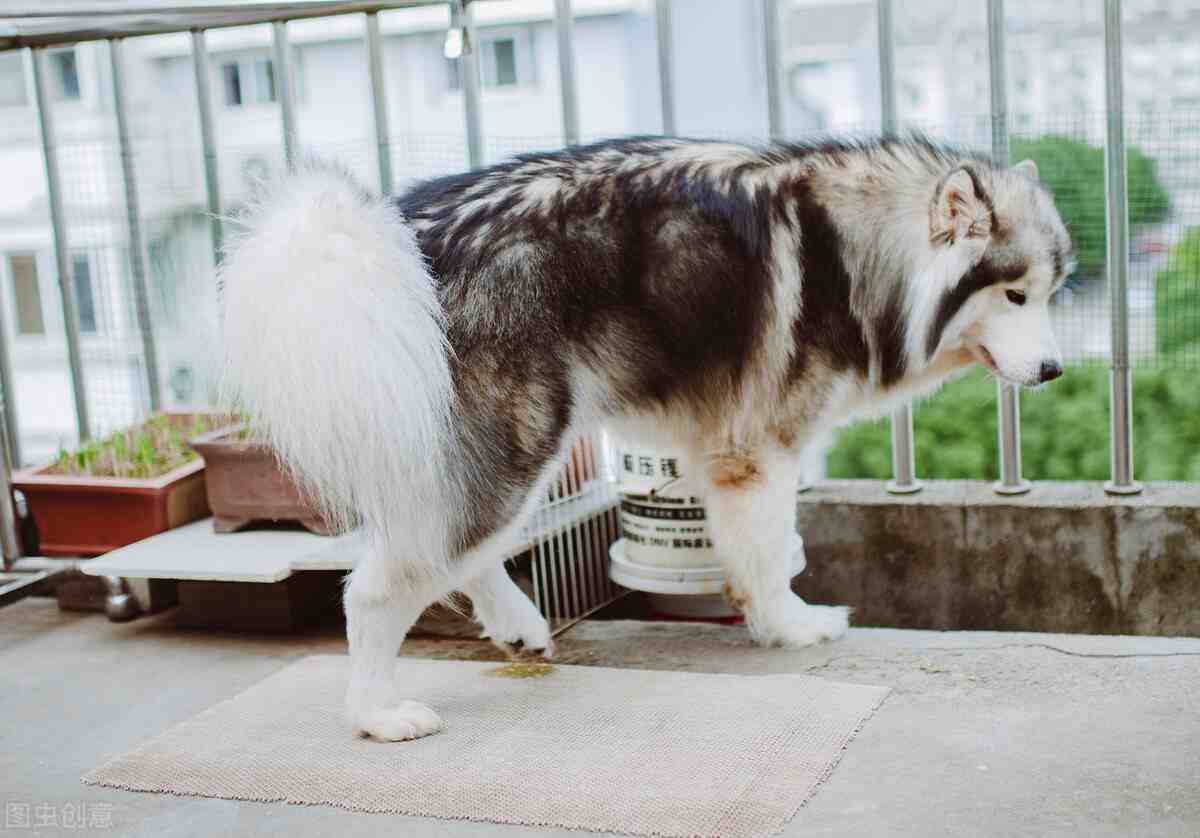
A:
[[253, 58, 276, 103], [71, 254, 97, 334], [222, 62, 242, 106], [50, 49, 80, 101], [492, 39, 517, 87], [0, 53, 26, 107], [9, 254, 43, 336], [148, 238, 177, 326]]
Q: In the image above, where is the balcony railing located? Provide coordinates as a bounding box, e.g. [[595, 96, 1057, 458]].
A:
[[0, 0, 1160, 566]]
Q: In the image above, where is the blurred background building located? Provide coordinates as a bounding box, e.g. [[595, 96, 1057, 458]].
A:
[[0, 0, 1198, 477]]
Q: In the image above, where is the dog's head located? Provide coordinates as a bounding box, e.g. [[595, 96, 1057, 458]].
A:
[[922, 159, 1073, 388]]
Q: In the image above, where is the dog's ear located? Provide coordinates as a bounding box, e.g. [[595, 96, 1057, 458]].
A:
[[931, 166, 991, 246], [1012, 159, 1039, 181]]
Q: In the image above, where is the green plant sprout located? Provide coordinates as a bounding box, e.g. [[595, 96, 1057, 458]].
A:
[[49, 414, 222, 479]]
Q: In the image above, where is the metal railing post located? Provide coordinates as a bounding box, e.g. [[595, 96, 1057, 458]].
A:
[[763, 0, 783, 141], [876, 0, 919, 494], [554, 0, 581, 146], [654, 0, 676, 136], [30, 47, 90, 442], [364, 12, 394, 195], [987, 0, 1029, 495], [1102, 0, 1140, 495], [0, 396, 19, 562], [272, 20, 298, 167], [876, 0, 897, 136], [191, 29, 223, 266], [0, 298, 21, 469], [454, 0, 484, 169], [110, 38, 163, 413]]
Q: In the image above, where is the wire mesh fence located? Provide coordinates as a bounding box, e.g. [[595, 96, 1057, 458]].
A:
[[3, 15, 1199, 484]]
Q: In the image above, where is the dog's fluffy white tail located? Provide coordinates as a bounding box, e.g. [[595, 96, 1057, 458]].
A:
[[219, 163, 453, 563]]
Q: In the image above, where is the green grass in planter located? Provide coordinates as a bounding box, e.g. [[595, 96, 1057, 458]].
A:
[[49, 414, 217, 479]]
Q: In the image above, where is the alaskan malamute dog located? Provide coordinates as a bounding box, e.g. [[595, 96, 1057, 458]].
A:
[[220, 136, 1073, 741]]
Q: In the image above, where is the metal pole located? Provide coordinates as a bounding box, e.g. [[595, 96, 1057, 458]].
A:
[[654, 0, 676, 136], [272, 20, 298, 167], [553, 0, 581, 146], [0, 403, 19, 562], [987, 0, 1028, 496], [30, 47, 90, 441], [876, 0, 897, 136], [0, 282, 21, 469], [876, 0, 918, 494], [1103, 0, 1140, 495], [364, 11, 393, 195], [110, 38, 163, 413], [987, 0, 1010, 165], [455, 0, 484, 169], [763, 0, 783, 140], [191, 29, 223, 265]]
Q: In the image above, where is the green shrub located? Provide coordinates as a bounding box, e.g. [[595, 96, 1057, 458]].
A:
[[1156, 226, 1200, 357], [1010, 135, 1169, 279], [826, 365, 1200, 482]]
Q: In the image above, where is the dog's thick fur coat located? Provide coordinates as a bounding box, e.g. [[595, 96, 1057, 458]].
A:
[[219, 136, 1072, 740]]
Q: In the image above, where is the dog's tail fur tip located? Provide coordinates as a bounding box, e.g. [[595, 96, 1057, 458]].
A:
[[217, 163, 452, 554]]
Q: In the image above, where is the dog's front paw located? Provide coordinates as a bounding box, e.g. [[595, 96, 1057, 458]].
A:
[[349, 700, 444, 742], [747, 594, 850, 648]]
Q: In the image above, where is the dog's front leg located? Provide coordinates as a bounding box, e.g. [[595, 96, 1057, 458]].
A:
[[702, 448, 849, 648]]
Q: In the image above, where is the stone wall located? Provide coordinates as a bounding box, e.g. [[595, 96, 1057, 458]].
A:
[[794, 481, 1200, 636]]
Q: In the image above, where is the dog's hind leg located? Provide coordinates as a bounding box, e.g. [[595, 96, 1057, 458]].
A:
[[344, 471, 558, 740], [460, 563, 553, 658], [344, 551, 450, 741], [701, 446, 850, 648]]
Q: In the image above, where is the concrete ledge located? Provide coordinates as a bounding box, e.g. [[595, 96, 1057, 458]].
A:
[[795, 480, 1200, 636]]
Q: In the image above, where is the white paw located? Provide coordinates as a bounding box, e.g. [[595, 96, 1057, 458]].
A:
[[480, 599, 554, 657], [748, 595, 850, 649], [350, 700, 444, 742]]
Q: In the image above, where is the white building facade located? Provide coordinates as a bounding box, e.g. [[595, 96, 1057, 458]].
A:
[[0, 0, 1197, 463]]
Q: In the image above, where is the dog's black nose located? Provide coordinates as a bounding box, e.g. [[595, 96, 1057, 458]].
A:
[[1039, 361, 1063, 383]]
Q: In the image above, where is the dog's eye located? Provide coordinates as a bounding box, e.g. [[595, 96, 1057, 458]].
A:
[[1006, 289, 1027, 306]]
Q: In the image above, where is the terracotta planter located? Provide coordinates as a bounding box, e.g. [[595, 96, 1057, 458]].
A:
[[14, 458, 209, 558], [189, 424, 332, 535]]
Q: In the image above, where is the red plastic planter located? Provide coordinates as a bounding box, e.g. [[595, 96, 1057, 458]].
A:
[[14, 459, 209, 557]]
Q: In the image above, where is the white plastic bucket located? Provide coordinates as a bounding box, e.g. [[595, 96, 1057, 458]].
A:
[[613, 445, 808, 620], [616, 448, 713, 569]]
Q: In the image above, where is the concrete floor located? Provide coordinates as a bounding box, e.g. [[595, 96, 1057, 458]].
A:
[[4, 598, 1200, 838]]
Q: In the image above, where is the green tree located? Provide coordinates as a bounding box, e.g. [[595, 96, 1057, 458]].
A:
[[1010, 135, 1169, 279], [1156, 226, 1200, 358]]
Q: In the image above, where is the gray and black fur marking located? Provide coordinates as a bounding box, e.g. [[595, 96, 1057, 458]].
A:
[[394, 135, 1072, 552]]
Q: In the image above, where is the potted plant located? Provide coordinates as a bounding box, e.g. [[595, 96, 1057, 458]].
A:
[[188, 423, 333, 535], [13, 413, 219, 556]]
